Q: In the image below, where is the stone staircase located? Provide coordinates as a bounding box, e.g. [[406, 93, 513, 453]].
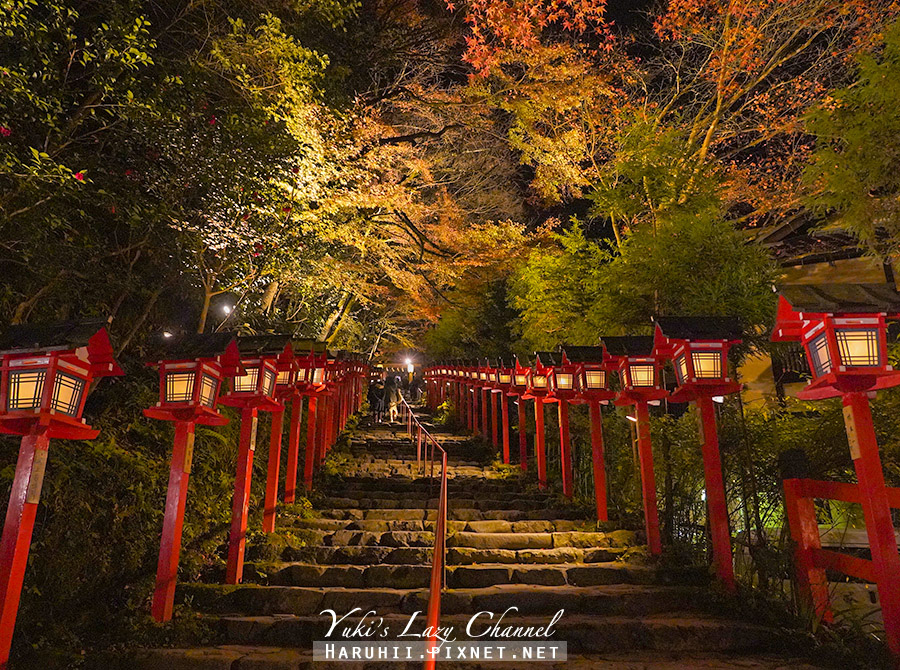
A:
[[98, 407, 824, 669]]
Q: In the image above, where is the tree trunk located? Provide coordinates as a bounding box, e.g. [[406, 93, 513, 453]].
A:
[[318, 291, 353, 343], [260, 279, 279, 314], [197, 287, 213, 334]]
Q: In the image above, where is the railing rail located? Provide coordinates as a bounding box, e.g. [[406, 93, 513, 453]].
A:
[[397, 394, 448, 670], [783, 476, 900, 647]]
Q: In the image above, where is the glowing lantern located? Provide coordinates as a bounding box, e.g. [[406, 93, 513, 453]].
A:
[[603, 335, 667, 556], [0, 319, 122, 666]]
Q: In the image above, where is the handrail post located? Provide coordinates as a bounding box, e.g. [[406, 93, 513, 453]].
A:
[[783, 477, 832, 625]]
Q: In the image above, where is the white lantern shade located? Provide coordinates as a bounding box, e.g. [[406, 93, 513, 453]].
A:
[[499, 373, 512, 384], [233, 367, 259, 393], [50, 371, 86, 416], [514, 374, 528, 386], [628, 364, 655, 387], [836, 328, 880, 367], [808, 333, 832, 377], [584, 370, 606, 389], [691, 351, 723, 379], [199, 374, 219, 407], [6, 370, 45, 411], [555, 373, 573, 390], [165, 371, 195, 403], [532, 375, 547, 389]]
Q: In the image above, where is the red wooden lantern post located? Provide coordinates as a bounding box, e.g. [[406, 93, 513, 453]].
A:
[[278, 341, 323, 504], [302, 352, 328, 489], [481, 359, 500, 448], [773, 283, 900, 656], [493, 358, 515, 464], [0, 320, 122, 666], [538, 352, 575, 498], [218, 336, 291, 584], [477, 361, 490, 438], [604, 336, 667, 556], [511, 356, 531, 472], [524, 355, 550, 489], [654, 317, 743, 591], [144, 333, 243, 621], [466, 362, 479, 435], [560, 346, 615, 521]]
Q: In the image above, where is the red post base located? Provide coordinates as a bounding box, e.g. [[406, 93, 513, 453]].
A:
[[262, 408, 284, 533], [635, 401, 662, 555], [501, 394, 511, 465], [783, 478, 832, 624], [534, 398, 547, 489], [303, 396, 318, 490], [226, 407, 258, 584], [284, 398, 303, 504], [844, 392, 900, 656], [0, 424, 50, 668], [588, 400, 608, 522], [517, 397, 528, 472], [558, 400, 573, 499], [696, 396, 736, 592], [151, 420, 195, 622]]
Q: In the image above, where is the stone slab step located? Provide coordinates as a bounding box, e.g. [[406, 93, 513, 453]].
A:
[[100, 647, 823, 670], [314, 497, 559, 511], [316, 508, 592, 522], [286, 518, 600, 534], [243, 562, 698, 589], [271, 529, 633, 551], [178, 584, 707, 618], [199, 613, 791, 655], [275, 544, 632, 566]]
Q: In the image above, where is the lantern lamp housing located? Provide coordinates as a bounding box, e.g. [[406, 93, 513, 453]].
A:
[[602, 336, 668, 406], [525, 352, 557, 399], [145, 333, 244, 426], [511, 355, 532, 393], [0, 319, 124, 439], [653, 316, 742, 403], [771, 284, 900, 400], [494, 357, 515, 394], [218, 335, 292, 411], [560, 345, 616, 403]]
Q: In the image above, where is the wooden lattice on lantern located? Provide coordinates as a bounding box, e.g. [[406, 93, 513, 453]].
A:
[[601, 336, 668, 406], [772, 284, 900, 400], [0, 319, 123, 439], [219, 335, 294, 411], [653, 316, 742, 403], [524, 352, 556, 399], [511, 355, 532, 395], [541, 351, 580, 402], [145, 333, 244, 426], [493, 357, 515, 394], [559, 345, 616, 403]]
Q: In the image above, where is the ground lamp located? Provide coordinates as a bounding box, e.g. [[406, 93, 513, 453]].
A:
[[493, 358, 515, 464], [773, 283, 900, 655], [603, 336, 667, 555], [144, 332, 243, 621], [218, 335, 292, 584], [301, 348, 328, 489], [539, 352, 578, 498], [0, 320, 122, 664], [654, 316, 742, 590], [511, 356, 532, 472], [560, 346, 616, 519], [525, 353, 553, 489]]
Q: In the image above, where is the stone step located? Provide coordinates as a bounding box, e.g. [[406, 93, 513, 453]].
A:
[[334, 476, 530, 492], [286, 518, 600, 534], [330, 486, 550, 502], [277, 544, 632, 566], [179, 584, 705, 618], [316, 507, 592, 522], [286, 529, 635, 551], [314, 497, 556, 512], [244, 562, 700, 590], [199, 614, 790, 655]]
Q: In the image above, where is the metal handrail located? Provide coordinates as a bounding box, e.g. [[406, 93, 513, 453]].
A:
[[398, 394, 448, 670]]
